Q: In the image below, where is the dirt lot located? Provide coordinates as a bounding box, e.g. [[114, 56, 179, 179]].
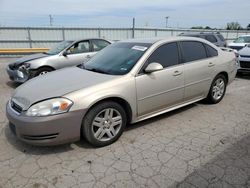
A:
[[0, 58, 250, 188]]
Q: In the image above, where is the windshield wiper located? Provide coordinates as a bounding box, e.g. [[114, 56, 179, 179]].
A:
[[77, 63, 85, 69], [86, 68, 108, 74]]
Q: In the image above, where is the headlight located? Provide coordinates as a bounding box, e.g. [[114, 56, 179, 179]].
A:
[[26, 98, 73, 117]]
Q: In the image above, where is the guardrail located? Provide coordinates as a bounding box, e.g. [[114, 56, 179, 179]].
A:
[[1, 26, 250, 56], [0, 48, 48, 55]]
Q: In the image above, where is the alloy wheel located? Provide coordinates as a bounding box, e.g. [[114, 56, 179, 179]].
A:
[[91, 108, 122, 142], [212, 78, 225, 100]]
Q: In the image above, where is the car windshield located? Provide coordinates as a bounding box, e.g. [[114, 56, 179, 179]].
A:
[[46, 41, 73, 55], [82, 42, 152, 75], [234, 36, 250, 43]]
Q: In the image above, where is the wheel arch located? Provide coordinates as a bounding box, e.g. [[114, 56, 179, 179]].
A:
[[217, 71, 228, 84], [33, 65, 56, 71], [85, 96, 133, 124]]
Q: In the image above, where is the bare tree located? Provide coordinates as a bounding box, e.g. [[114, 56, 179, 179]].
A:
[[247, 24, 250, 30], [226, 22, 242, 30]]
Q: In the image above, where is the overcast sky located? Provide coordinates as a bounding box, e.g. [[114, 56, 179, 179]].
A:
[[0, 0, 249, 28]]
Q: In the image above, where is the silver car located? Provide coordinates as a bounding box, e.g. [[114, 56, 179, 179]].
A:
[[6, 38, 111, 83], [6, 37, 237, 147], [228, 35, 250, 51], [237, 44, 250, 73], [179, 32, 227, 47]]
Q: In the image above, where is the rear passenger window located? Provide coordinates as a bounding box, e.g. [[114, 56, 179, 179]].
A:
[[205, 35, 217, 43], [217, 34, 225, 41], [92, 40, 110, 52], [205, 44, 218, 57], [147, 42, 179, 68], [180, 41, 207, 62]]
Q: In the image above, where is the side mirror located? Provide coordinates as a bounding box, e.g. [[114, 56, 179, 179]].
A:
[[144, 62, 163, 73], [62, 51, 68, 57]]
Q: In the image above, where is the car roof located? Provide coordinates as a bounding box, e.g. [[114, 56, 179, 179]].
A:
[[73, 38, 111, 43], [180, 32, 220, 36], [238, 35, 250, 37], [118, 36, 211, 45]]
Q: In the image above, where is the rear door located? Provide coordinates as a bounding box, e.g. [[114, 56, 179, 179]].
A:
[[180, 41, 216, 101], [135, 42, 184, 117], [91, 39, 110, 52]]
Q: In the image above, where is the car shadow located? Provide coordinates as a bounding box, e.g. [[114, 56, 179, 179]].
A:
[[125, 103, 197, 131], [236, 73, 250, 80], [174, 133, 250, 187], [6, 81, 21, 89]]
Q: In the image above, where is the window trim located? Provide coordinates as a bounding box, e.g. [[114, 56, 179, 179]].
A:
[[204, 43, 218, 58], [65, 40, 91, 55], [90, 39, 111, 52], [205, 35, 218, 43], [136, 42, 182, 76], [178, 40, 211, 64]]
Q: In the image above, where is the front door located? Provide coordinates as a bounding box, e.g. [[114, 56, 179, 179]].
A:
[[135, 42, 184, 117], [56, 40, 96, 69]]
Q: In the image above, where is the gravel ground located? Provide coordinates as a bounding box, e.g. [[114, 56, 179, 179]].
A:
[[0, 58, 250, 188]]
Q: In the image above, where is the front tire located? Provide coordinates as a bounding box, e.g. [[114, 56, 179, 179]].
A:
[[206, 74, 227, 104], [82, 101, 127, 147]]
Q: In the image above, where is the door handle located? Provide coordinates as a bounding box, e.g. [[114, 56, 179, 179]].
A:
[[208, 62, 215, 67], [86, 55, 91, 59], [173, 70, 183, 76]]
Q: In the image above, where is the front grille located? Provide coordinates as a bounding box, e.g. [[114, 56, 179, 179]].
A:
[[21, 133, 59, 140], [240, 55, 250, 58], [240, 61, 250, 68], [229, 46, 244, 51], [9, 123, 16, 135], [11, 101, 23, 114], [9, 64, 16, 70]]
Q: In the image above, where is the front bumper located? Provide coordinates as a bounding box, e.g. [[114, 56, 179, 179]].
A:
[[6, 66, 29, 83], [237, 57, 250, 72], [6, 101, 86, 146]]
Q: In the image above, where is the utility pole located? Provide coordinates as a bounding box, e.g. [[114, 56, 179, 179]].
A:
[[132, 17, 135, 38], [49, 15, 53, 26], [165, 16, 169, 28]]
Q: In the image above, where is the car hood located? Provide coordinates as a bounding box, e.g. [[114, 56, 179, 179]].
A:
[[228, 43, 248, 47], [11, 67, 117, 110], [10, 53, 50, 66], [239, 47, 250, 56]]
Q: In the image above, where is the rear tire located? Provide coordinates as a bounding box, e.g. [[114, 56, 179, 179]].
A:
[[206, 74, 227, 104], [82, 101, 127, 147]]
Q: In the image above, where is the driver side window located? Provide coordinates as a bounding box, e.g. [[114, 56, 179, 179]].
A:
[[67, 41, 90, 55], [139, 42, 179, 74]]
